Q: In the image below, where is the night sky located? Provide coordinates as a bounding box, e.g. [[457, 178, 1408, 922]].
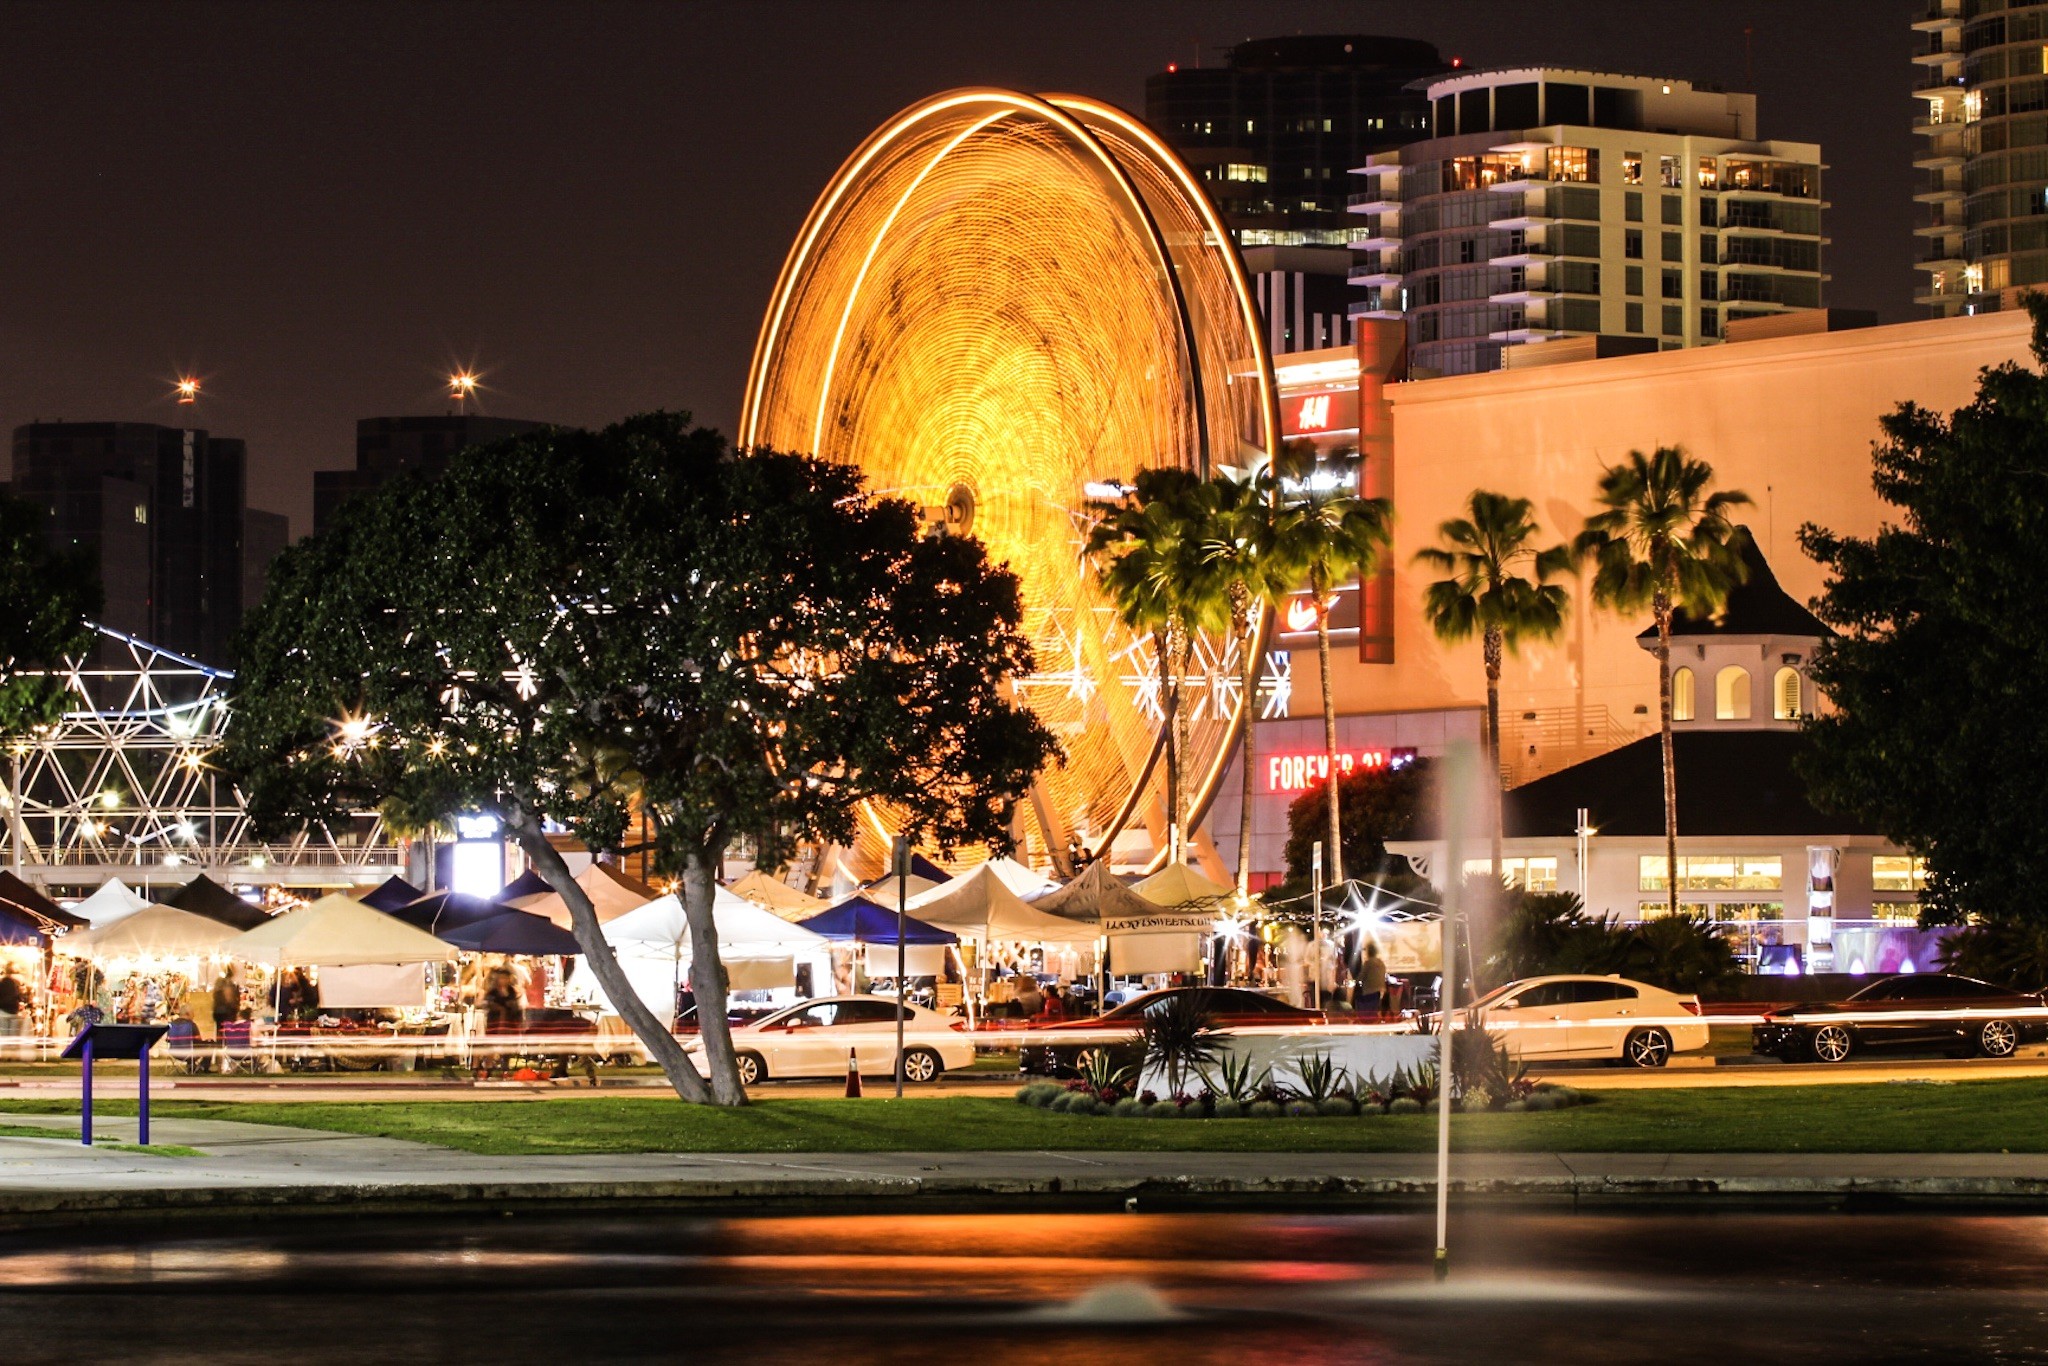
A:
[[3, 0, 1918, 536]]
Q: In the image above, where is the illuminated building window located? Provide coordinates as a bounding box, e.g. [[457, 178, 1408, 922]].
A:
[[1716, 665, 1751, 719], [1697, 157, 1718, 190], [1462, 856, 1559, 892], [1873, 856, 1929, 893], [1640, 856, 1783, 892], [1622, 152, 1642, 185], [1772, 667, 1802, 720], [1672, 666, 1696, 721], [1659, 155, 1681, 188], [1222, 163, 1269, 183], [1544, 146, 1594, 183]]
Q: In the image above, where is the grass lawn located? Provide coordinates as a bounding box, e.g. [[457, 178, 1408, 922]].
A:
[[3, 1078, 2047, 1156]]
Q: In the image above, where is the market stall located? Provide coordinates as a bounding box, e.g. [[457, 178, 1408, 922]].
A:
[[908, 864, 1098, 1019], [797, 897, 959, 997], [62, 904, 241, 1030], [597, 887, 830, 1020]]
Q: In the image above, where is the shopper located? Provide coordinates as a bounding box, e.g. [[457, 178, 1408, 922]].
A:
[[1357, 941, 1389, 1018], [0, 964, 22, 1041], [1011, 974, 1044, 1019]]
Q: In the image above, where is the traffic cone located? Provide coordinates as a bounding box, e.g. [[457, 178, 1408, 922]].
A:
[[844, 1049, 863, 1098]]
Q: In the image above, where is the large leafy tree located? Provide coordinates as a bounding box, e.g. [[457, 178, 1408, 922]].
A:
[[1801, 299, 2048, 927], [1414, 491, 1571, 884], [1086, 468, 1228, 867], [1280, 756, 1435, 889], [1200, 467, 1301, 898], [0, 489, 100, 734], [1573, 448, 1749, 919], [224, 414, 1054, 1106], [1270, 443, 1392, 886]]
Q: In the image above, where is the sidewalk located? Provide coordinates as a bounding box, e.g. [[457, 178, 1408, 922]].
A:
[[3, 1114, 2048, 1219]]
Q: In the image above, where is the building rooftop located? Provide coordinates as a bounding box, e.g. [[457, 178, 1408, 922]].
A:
[[1494, 730, 1879, 840], [1633, 528, 1833, 643]]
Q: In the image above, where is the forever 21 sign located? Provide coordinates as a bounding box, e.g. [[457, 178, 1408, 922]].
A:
[[1263, 747, 1416, 795]]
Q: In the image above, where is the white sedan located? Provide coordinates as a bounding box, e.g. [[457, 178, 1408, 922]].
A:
[[1465, 974, 1710, 1067], [687, 995, 974, 1085]]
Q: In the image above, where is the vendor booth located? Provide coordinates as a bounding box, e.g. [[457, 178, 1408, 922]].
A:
[[166, 873, 271, 931], [70, 878, 151, 929], [597, 888, 830, 1021], [358, 875, 425, 912]]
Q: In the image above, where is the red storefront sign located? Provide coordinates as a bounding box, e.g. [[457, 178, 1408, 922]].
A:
[[1263, 748, 1416, 794], [1282, 388, 1359, 436]]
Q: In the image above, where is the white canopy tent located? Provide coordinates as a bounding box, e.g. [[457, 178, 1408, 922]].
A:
[[909, 863, 1097, 944], [226, 893, 457, 968], [67, 904, 239, 959], [852, 874, 941, 911], [1134, 861, 1234, 907], [909, 856, 1057, 907], [597, 887, 830, 1018], [505, 862, 658, 929], [728, 870, 829, 922], [70, 878, 152, 929]]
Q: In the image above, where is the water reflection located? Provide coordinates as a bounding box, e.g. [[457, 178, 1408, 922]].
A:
[[3, 1211, 2047, 1363]]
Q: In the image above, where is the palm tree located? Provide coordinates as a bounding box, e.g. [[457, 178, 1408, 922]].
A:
[[1414, 491, 1572, 885], [1200, 467, 1301, 899], [1269, 443, 1392, 887], [1086, 468, 1226, 866], [1573, 447, 1750, 919]]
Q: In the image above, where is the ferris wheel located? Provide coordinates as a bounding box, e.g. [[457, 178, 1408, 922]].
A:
[[739, 88, 1280, 873]]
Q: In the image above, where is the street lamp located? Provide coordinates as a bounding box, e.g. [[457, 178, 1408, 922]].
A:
[[449, 371, 479, 412], [174, 377, 200, 405]]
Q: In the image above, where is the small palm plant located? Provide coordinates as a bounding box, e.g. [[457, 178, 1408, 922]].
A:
[[1294, 1050, 1349, 1105], [1140, 993, 1225, 1097], [1079, 1048, 1137, 1099], [1201, 1050, 1270, 1104]]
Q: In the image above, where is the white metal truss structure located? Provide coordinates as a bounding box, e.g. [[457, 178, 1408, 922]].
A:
[[0, 627, 402, 891]]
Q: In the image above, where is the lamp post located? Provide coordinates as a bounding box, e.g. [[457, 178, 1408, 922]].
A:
[[1435, 739, 1479, 1281], [1310, 841, 1323, 1010], [449, 371, 478, 413], [892, 835, 909, 1099]]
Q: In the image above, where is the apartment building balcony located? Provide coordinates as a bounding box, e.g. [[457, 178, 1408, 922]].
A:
[[1913, 186, 1964, 205], [1346, 190, 1400, 213], [1910, 4, 1960, 33], [1348, 263, 1403, 287]]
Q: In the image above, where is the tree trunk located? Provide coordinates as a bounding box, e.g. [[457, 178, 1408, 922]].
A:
[[1232, 584, 1257, 901], [507, 813, 713, 1104], [1315, 571, 1344, 886], [1158, 626, 1181, 865], [681, 848, 748, 1106], [1656, 587, 1678, 921], [1484, 624, 1504, 887], [1173, 622, 1195, 872]]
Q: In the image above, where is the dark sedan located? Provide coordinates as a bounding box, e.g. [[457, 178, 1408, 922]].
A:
[[1752, 973, 2048, 1063], [1018, 986, 1327, 1077]]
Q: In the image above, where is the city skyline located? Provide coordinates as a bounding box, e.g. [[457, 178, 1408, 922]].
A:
[[4, 0, 1913, 536]]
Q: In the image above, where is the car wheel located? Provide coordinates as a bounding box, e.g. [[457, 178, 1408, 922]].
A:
[[734, 1051, 765, 1086], [900, 1047, 943, 1084], [1978, 1019, 2020, 1059], [1623, 1027, 1672, 1069], [1810, 1023, 1854, 1064]]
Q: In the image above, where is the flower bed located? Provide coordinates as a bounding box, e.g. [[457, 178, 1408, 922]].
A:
[[1014, 1040, 1594, 1119]]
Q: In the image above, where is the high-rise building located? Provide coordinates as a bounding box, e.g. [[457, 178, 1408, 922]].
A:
[[313, 414, 550, 535], [1146, 34, 1449, 353], [1351, 69, 1828, 377], [241, 508, 290, 618], [9, 422, 263, 665], [1911, 0, 2048, 315]]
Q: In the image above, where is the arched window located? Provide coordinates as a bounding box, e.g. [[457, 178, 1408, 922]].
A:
[[1716, 666, 1751, 720], [1672, 666, 1696, 722], [1773, 666, 1802, 720]]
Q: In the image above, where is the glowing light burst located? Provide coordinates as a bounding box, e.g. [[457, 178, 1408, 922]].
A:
[[740, 89, 1279, 862]]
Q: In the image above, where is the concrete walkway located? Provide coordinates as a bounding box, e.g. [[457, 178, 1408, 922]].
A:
[[3, 1113, 2048, 1219]]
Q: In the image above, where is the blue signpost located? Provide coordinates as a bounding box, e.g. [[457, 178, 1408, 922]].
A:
[[62, 1024, 168, 1147]]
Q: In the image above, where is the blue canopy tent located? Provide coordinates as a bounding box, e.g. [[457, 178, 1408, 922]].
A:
[[0, 906, 48, 948], [360, 876, 426, 912], [388, 891, 514, 933], [798, 897, 957, 944], [434, 910, 584, 957]]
